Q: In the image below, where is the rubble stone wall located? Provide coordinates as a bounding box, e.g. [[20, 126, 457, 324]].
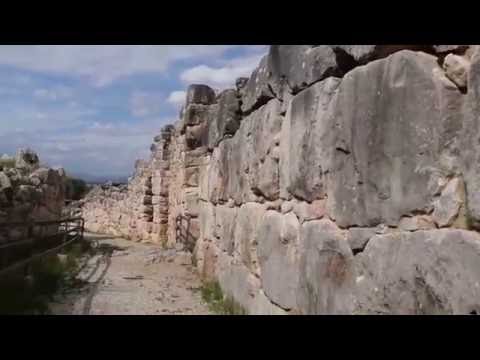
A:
[[82, 45, 480, 314], [82, 126, 174, 243], [0, 149, 67, 244]]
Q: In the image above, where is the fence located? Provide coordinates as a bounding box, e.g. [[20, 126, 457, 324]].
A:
[[0, 217, 85, 278]]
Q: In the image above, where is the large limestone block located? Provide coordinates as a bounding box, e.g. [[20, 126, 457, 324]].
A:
[[185, 121, 209, 150], [249, 290, 289, 315], [198, 201, 216, 243], [205, 148, 223, 204], [183, 103, 210, 127], [433, 45, 469, 54], [184, 191, 199, 217], [184, 166, 199, 187], [292, 199, 326, 223], [214, 205, 237, 255], [248, 99, 283, 200], [328, 50, 464, 228], [280, 77, 341, 202], [268, 45, 340, 95], [331, 45, 429, 64], [257, 211, 300, 310], [398, 215, 436, 231], [184, 147, 209, 167], [186, 84, 216, 106], [215, 117, 254, 204], [456, 46, 480, 226], [241, 46, 342, 114], [297, 219, 355, 314], [216, 253, 262, 313], [443, 53, 471, 89], [252, 156, 279, 201], [208, 89, 241, 149], [355, 229, 480, 315], [198, 156, 211, 202], [233, 202, 266, 275], [240, 55, 275, 114]]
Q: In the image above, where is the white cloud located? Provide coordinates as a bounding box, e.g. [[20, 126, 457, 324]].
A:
[[167, 90, 186, 108], [0, 116, 172, 177], [0, 103, 98, 133], [130, 91, 164, 118], [0, 45, 245, 87], [0, 45, 269, 178], [180, 53, 265, 89], [33, 85, 73, 101], [89, 121, 115, 130]]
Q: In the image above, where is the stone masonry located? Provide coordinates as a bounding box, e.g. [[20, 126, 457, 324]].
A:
[[82, 45, 480, 315], [0, 149, 67, 244]]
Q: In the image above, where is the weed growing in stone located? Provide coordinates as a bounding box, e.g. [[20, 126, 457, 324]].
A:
[[200, 280, 247, 315]]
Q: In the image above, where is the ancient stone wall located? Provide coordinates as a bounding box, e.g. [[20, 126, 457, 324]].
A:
[[82, 45, 480, 314], [82, 126, 174, 243], [0, 149, 67, 244]]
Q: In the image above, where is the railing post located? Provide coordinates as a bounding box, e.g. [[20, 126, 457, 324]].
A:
[[81, 219, 84, 241]]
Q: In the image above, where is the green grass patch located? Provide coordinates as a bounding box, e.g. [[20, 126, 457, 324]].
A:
[[0, 241, 92, 314], [200, 281, 247, 315]]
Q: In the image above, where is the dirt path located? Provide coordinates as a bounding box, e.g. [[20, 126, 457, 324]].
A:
[[49, 233, 212, 315]]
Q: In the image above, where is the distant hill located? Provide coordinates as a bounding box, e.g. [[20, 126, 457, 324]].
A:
[[69, 172, 129, 185]]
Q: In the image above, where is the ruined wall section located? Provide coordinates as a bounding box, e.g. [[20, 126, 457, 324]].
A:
[[82, 127, 173, 244], [83, 45, 480, 315], [0, 149, 67, 244], [186, 45, 480, 315]]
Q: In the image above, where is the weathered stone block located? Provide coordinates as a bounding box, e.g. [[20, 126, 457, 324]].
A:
[[443, 53, 470, 89], [432, 177, 466, 228], [214, 205, 237, 255], [233, 202, 266, 275], [186, 84, 216, 106], [297, 219, 354, 314], [280, 77, 340, 202], [328, 50, 464, 228], [184, 191, 199, 217], [240, 55, 275, 114], [184, 167, 199, 187], [292, 199, 326, 223], [355, 229, 480, 314], [398, 215, 436, 231], [257, 211, 300, 310], [183, 103, 210, 127]]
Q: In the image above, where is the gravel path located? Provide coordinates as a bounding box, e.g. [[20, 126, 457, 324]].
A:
[[49, 233, 212, 315]]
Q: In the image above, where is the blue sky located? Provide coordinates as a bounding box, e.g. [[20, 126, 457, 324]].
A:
[[0, 45, 268, 179]]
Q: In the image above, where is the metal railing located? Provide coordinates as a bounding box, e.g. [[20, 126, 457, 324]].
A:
[[0, 217, 85, 278]]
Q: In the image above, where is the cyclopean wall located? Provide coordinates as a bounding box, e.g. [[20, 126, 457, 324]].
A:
[[83, 45, 480, 314], [82, 125, 174, 243]]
